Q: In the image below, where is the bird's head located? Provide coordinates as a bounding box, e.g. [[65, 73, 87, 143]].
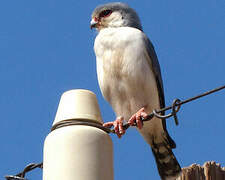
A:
[[90, 2, 142, 31]]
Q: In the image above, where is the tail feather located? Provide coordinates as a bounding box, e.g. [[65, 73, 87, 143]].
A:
[[151, 141, 181, 180]]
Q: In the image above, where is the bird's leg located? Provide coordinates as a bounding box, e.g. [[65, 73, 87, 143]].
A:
[[128, 107, 148, 129], [103, 116, 125, 138]]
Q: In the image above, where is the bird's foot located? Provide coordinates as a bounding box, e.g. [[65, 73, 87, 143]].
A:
[[128, 107, 148, 129], [103, 116, 125, 138]]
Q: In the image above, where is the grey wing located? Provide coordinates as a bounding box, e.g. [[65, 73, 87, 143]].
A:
[[143, 35, 176, 148], [143, 35, 165, 110]]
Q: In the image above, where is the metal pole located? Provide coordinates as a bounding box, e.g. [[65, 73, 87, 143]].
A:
[[43, 89, 114, 180]]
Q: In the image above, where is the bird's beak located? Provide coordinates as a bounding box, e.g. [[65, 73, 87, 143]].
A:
[[90, 18, 98, 29]]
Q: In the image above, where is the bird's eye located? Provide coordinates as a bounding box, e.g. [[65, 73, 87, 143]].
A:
[[99, 10, 112, 18]]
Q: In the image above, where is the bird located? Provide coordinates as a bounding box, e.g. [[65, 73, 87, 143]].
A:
[[90, 2, 181, 180]]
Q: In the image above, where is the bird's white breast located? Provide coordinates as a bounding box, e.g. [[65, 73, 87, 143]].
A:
[[94, 27, 160, 121]]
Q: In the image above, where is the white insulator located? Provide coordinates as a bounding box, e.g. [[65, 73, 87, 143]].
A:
[[43, 89, 114, 180]]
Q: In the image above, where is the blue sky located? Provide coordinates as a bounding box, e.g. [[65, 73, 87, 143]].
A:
[[0, 0, 224, 179]]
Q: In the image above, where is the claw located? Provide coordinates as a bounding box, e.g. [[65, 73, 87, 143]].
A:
[[103, 116, 125, 138], [128, 107, 148, 129]]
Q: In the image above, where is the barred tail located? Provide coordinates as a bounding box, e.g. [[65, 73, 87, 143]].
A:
[[151, 141, 181, 180]]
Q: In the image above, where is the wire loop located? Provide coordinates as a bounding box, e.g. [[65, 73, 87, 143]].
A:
[[51, 119, 112, 133], [172, 99, 181, 125], [152, 99, 181, 125]]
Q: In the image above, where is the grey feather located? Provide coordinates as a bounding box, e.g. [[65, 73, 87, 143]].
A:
[[142, 35, 181, 179], [142, 35, 176, 149], [151, 140, 181, 180]]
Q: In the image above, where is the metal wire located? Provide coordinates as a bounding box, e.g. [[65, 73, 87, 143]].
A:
[[5, 163, 43, 180], [49, 84, 225, 133], [4, 84, 225, 179], [51, 119, 112, 133], [111, 84, 225, 133], [148, 84, 225, 118]]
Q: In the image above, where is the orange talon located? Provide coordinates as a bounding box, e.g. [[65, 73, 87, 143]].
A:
[[128, 107, 148, 129], [103, 116, 125, 138]]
